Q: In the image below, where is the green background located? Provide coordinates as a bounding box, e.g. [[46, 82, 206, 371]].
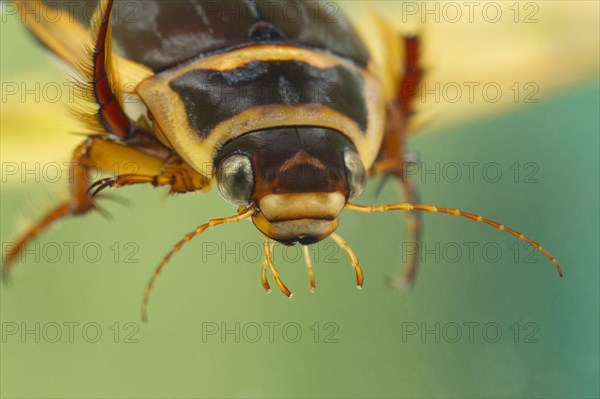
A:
[[1, 7, 599, 399]]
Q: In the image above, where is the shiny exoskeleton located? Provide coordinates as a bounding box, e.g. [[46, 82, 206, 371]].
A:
[[5, 0, 562, 319]]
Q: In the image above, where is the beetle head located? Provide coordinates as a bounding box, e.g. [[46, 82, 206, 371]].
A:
[[214, 127, 366, 245]]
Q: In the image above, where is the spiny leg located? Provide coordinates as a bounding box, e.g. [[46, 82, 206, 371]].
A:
[[395, 34, 424, 287], [372, 159, 423, 289], [89, 157, 209, 197], [88, 174, 170, 197], [370, 34, 425, 288], [262, 238, 292, 298], [302, 245, 316, 293], [371, 35, 423, 173], [141, 206, 256, 321], [391, 174, 423, 289], [392, 34, 425, 287], [330, 232, 364, 289], [3, 0, 176, 276], [75, 0, 134, 139], [2, 136, 166, 276], [2, 203, 71, 279], [346, 202, 563, 277]]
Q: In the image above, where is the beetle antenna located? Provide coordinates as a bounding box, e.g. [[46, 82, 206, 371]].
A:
[[302, 245, 316, 293], [345, 202, 563, 277], [141, 205, 256, 322], [330, 232, 364, 289], [263, 238, 293, 298]]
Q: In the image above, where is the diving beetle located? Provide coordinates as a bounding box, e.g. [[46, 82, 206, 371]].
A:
[[3, 0, 562, 320]]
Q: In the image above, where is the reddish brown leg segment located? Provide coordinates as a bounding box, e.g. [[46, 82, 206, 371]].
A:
[[92, 0, 133, 138], [3, 137, 101, 276], [1, 136, 204, 277], [371, 34, 425, 287], [398, 35, 423, 115]]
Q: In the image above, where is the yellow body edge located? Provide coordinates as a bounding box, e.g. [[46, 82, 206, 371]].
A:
[[17, 0, 403, 181]]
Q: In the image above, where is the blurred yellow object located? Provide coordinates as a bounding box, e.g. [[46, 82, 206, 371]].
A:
[[1, 72, 83, 184], [342, 0, 600, 131]]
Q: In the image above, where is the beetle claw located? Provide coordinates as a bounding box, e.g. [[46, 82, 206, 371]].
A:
[[88, 177, 117, 198]]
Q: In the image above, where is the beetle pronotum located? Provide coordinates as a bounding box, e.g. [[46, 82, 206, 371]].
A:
[[3, 0, 562, 320]]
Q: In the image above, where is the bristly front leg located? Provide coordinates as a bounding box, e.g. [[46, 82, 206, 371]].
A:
[[1, 137, 207, 277], [3, 136, 102, 276]]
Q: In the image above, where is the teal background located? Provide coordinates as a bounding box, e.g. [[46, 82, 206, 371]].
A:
[[1, 8, 599, 399]]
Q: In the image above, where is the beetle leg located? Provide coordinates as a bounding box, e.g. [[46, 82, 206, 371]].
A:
[[88, 156, 210, 197], [371, 160, 423, 288], [88, 175, 168, 197], [372, 34, 423, 171], [391, 174, 423, 288], [370, 34, 424, 288], [123, 126, 173, 160], [89, 0, 133, 139], [398, 35, 423, 116], [1, 135, 178, 276]]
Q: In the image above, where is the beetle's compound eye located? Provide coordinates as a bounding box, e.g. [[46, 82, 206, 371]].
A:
[[344, 151, 366, 200], [216, 154, 254, 206]]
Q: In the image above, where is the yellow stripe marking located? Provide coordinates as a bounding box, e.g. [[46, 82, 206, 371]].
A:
[[138, 45, 386, 178]]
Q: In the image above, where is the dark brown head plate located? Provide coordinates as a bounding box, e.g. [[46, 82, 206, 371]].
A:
[[214, 127, 366, 244]]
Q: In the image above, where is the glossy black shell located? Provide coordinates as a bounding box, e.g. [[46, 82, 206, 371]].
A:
[[57, 0, 370, 71]]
